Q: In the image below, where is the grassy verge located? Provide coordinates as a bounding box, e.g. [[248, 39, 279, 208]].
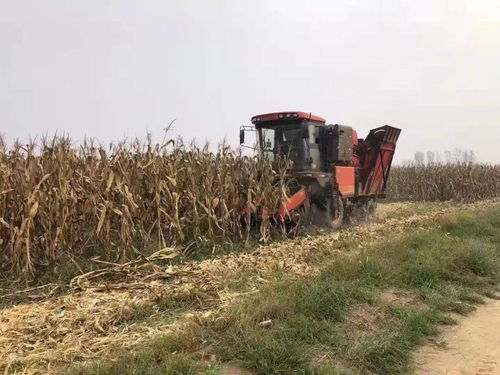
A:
[[76, 206, 500, 375]]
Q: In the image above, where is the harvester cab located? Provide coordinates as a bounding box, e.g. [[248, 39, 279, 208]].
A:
[[240, 111, 401, 228]]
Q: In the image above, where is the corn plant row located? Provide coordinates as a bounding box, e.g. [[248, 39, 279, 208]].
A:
[[387, 163, 500, 202], [0, 137, 288, 275]]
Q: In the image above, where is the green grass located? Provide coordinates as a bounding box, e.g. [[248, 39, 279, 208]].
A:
[[351, 307, 453, 374], [78, 349, 218, 375], [74, 206, 500, 375]]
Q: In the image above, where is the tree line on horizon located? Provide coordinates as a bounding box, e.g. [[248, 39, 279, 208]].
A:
[[404, 148, 478, 166]]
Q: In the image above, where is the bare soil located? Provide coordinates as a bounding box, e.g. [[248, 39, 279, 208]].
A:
[[414, 298, 500, 375]]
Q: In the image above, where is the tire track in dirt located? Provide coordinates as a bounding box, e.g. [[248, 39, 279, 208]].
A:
[[0, 200, 496, 374]]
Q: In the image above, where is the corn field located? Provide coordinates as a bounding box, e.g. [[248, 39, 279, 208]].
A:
[[387, 164, 500, 202], [0, 137, 288, 275], [1, 135, 499, 276]]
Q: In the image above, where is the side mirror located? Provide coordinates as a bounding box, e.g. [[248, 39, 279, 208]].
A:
[[301, 123, 309, 138], [239, 128, 245, 144]]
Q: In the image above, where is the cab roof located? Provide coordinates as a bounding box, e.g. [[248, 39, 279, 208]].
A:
[[251, 111, 326, 125]]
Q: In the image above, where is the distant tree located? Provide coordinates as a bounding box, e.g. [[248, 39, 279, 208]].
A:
[[462, 151, 469, 163], [467, 150, 476, 164], [452, 148, 463, 164], [414, 151, 425, 165], [444, 150, 453, 164], [411, 149, 477, 166], [0, 134, 5, 153], [426, 151, 435, 165]]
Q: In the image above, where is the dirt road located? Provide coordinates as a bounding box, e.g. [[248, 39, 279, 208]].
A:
[[414, 298, 500, 375]]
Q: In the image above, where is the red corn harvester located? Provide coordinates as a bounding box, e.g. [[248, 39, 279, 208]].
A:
[[240, 111, 401, 228]]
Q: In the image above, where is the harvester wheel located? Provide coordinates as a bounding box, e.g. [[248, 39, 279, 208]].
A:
[[310, 195, 344, 229], [327, 195, 344, 229], [366, 200, 377, 216], [354, 199, 377, 222]]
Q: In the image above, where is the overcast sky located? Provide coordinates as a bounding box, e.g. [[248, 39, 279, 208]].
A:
[[1, 0, 499, 163]]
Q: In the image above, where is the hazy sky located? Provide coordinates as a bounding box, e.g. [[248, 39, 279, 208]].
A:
[[1, 0, 499, 163]]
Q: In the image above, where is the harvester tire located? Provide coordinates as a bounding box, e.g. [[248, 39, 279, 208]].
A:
[[327, 195, 344, 229], [366, 200, 377, 216], [312, 195, 344, 229]]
